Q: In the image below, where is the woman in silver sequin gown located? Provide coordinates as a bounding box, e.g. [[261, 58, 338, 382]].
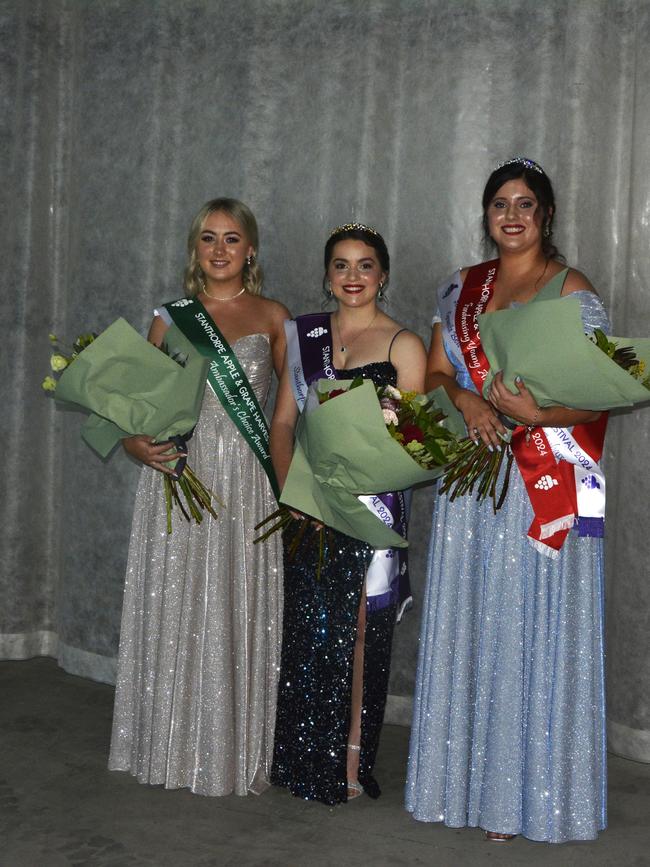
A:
[[108, 199, 289, 796], [270, 225, 427, 804], [406, 160, 609, 842]]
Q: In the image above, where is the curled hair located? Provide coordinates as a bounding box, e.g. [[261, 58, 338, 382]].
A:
[[481, 160, 563, 261], [184, 198, 263, 296], [324, 224, 390, 273]]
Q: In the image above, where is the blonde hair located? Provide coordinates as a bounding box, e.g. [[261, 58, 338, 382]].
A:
[[183, 198, 264, 296]]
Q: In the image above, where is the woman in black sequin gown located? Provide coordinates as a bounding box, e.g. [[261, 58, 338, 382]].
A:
[[270, 224, 426, 804]]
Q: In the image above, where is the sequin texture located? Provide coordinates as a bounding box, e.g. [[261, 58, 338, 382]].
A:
[[108, 334, 283, 797], [406, 290, 610, 842], [271, 362, 399, 805]]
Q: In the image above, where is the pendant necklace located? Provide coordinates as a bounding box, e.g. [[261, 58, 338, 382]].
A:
[[203, 286, 246, 301], [334, 310, 379, 353]]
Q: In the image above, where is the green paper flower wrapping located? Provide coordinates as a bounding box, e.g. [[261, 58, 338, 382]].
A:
[[278, 379, 466, 549], [43, 318, 219, 533], [477, 297, 650, 411], [52, 318, 209, 456]]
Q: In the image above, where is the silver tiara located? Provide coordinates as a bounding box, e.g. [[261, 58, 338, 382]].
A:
[[495, 157, 544, 175], [328, 222, 379, 238]]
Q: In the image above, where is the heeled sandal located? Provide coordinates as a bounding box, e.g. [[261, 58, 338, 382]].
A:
[[485, 831, 516, 842], [347, 743, 364, 800], [347, 780, 364, 799]]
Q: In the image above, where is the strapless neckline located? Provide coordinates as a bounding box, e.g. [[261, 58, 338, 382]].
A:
[[230, 332, 270, 347]]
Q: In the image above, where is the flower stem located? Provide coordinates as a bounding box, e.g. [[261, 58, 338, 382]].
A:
[[253, 508, 293, 544], [494, 448, 514, 511]]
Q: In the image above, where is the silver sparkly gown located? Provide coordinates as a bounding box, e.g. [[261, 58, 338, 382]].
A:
[[406, 289, 609, 843], [108, 333, 282, 796]]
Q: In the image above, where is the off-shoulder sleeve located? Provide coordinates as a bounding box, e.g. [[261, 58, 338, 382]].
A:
[[571, 290, 610, 336], [153, 306, 173, 326], [431, 270, 463, 326]]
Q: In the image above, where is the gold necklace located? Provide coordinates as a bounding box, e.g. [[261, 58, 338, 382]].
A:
[[203, 286, 246, 301], [334, 310, 379, 353]]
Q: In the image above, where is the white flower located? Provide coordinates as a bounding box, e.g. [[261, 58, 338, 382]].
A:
[[383, 385, 402, 400], [382, 408, 399, 426], [50, 354, 69, 372]]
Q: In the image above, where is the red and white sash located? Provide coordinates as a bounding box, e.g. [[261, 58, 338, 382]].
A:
[[455, 260, 607, 557]]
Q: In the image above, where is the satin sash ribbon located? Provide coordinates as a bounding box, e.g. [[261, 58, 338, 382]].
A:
[[165, 297, 280, 499], [454, 261, 606, 557], [284, 313, 336, 410]]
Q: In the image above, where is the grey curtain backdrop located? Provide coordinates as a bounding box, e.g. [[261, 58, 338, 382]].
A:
[[2, 0, 649, 761]]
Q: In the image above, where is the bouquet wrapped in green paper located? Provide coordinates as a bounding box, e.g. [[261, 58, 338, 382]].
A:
[[44, 318, 217, 532], [439, 298, 650, 510], [258, 379, 466, 550], [477, 297, 650, 410]]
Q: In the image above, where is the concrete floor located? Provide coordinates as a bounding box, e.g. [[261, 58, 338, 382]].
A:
[[1, 659, 649, 867]]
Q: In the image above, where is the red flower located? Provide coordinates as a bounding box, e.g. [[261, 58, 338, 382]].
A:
[[401, 423, 424, 444], [319, 387, 347, 404]]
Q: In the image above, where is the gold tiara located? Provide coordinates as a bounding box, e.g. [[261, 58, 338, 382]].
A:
[[328, 222, 379, 238]]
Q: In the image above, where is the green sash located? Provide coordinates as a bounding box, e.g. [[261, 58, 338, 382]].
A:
[[164, 297, 280, 500]]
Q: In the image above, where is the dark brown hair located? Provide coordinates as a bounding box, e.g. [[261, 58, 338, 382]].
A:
[[482, 161, 562, 260]]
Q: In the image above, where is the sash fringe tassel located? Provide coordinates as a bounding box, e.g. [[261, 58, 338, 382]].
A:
[[528, 537, 562, 559], [538, 514, 575, 539]]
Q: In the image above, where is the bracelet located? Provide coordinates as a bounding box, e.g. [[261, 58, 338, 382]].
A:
[[524, 406, 542, 443]]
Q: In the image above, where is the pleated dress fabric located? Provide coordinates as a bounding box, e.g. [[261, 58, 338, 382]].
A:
[[271, 361, 398, 804], [406, 291, 609, 843], [108, 333, 283, 797]]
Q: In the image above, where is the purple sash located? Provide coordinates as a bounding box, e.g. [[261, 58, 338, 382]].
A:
[[284, 313, 336, 409]]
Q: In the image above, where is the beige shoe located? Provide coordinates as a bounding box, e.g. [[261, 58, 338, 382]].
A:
[[485, 831, 516, 842], [347, 743, 363, 800], [347, 780, 363, 800]]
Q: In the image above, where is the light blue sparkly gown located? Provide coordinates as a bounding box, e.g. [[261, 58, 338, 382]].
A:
[[406, 282, 609, 843]]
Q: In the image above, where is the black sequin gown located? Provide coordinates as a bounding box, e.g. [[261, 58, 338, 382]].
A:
[[271, 362, 398, 804]]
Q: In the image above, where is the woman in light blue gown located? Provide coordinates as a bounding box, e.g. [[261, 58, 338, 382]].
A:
[[406, 158, 609, 843]]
